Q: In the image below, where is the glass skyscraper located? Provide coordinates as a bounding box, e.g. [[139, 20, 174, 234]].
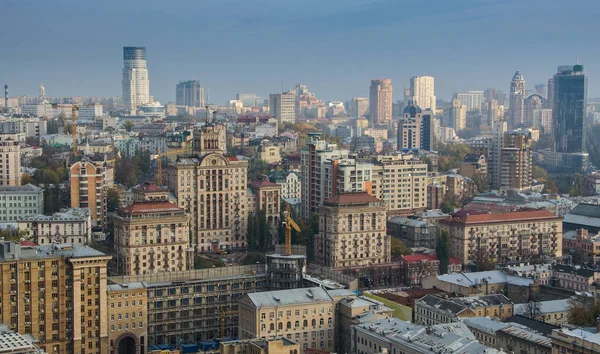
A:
[[552, 64, 587, 154]]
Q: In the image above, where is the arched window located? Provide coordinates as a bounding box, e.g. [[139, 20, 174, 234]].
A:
[[319, 318, 324, 325], [278, 322, 283, 330], [295, 321, 299, 328], [311, 319, 316, 327], [328, 317, 332, 324], [270, 323, 274, 331], [303, 320, 308, 327], [286, 321, 291, 329]]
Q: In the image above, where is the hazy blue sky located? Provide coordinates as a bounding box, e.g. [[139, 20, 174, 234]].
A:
[[2, 0, 599, 104]]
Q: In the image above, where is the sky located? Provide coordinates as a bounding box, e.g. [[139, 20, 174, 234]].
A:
[[2, 0, 600, 104]]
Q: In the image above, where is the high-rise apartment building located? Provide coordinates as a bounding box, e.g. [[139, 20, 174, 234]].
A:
[[0, 241, 111, 354], [448, 98, 466, 131], [455, 91, 484, 112], [501, 131, 533, 191], [508, 71, 526, 128], [533, 108, 553, 134], [369, 154, 428, 215], [176, 80, 204, 107], [314, 192, 390, 268], [489, 121, 508, 190], [524, 94, 545, 127], [397, 103, 434, 151], [165, 123, 248, 252], [269, 91, 296, 124], [113, 201, 192, 275], [546, 77, 554, 109], [369, 79, 393, 126], [122, 46, 150, 114], [237, 93, 259, 107], [552, 64, 587, 154], [70, 157, 108, 226], [0, 135, 20, 186], [409, 76, 436, 113], [349, 97, 369, 118]]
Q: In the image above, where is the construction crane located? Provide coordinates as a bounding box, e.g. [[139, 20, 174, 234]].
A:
[[154, 146, 192, 185], [283, 204, 301, 256], [50, 103, 97, 156], [219, 306, 238, 340]]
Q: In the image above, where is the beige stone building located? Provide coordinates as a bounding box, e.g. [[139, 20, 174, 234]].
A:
[[70, 157, 108, 226], [369, 154, 428, 215], [238, 287, 355, 352], [551, 328, 600, 354], [248, 180, 281, 242], [369, 79, 393, 126], [314, 192, 389, 269], [165, 123, 248, 252], [113, 201, 191, 275], [0, 241, 111, 354], [107, 283, 148, 354], [255, 143, 281, 164], [220, 338, 300, 354], [18, 208, 92, 246], [501, 131, 533, 191], [0, 135, 20, 186], [439, 210, 562, 265], [459, 153, 487, 179]]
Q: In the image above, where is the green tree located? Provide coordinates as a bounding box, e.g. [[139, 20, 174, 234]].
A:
[[569, 174, 583, 197], [47, 119, 59, 134], [123, 120, 135, 132], [257, 208, 271, 249], [0, 228, 29, 242], [472, 172, 488, 193], [107, 188, 121, 212], [247, 211, 257, 250], [248, 159, 269, 181], [391, 238, 412, 258], [21, 173, 34, 185], [63, 123, 75, 135], [436, 230, 451, 275]]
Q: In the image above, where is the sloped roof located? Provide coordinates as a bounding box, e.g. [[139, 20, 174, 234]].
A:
[[402, 254, 439, 263], [119, 201, 183, 215], [324, 192, 381, 206], [444, 209, 559, 224], [250, 180, 278, 189], [245, 287, 333, 308]]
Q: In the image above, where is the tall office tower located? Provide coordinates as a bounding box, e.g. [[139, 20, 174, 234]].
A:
[[39, 82, 45, 99], [524, 94, 545, 127], [546, 77, 554, 109], [314, 192, 390, 268], [0, 240, 111, 354], [508, 71, 526, 128], [165, 122, 248, 252], [397, 103, 434, 150], [176, 80, 204, 107], [484, 99, 501, 129], [455, 91, 484, 112], [236, 93, 258, 107], [122, 46, 150, 114], [484, 88, 507, 107], [350, 97, 369, 118], [448, 98, 466, 131], [535, 84, 547, 97], [0, 136, 20, 186], [533, 109, 553, 134], [501, 131, 533, 191], [552, 64, 587, 154], [369, 79, 393, 126], [409, 76, 436, 113], [489, 120, 508, 190], [269, 90, 296, 124], [70, 157, 108, 226], [301, 133, 350, 221]]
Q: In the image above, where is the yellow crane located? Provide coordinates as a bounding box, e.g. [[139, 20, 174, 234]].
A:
[[219, 306, 238, 340], [283, 204, 301, 256], [155, 147, 192, 185]]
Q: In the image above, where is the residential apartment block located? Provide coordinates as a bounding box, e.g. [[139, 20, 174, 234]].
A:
[[439, 210, 562, 265], [414, 294, 513, 325], [0, 184, 44, 222], [18, 208, 92, 246], [106, 282, 148, 354], [113, 201, 192, 275], [314, 193, 390, 269], [70, 157, 108, 226], [0, 135, 20, 186]]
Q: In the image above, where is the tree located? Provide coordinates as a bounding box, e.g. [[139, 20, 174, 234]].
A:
[[257, 208, 271, 250], [21, 173, 34, 185], [123, 120, 135, 132], [472, 172, 489, 193], [391, 238, 412, 258], [519, 294, 543, 321], [107, 188, 121, 212], [0, 228, 29, 242], [568, 296, 599, 326], [47, 119, 59, 134], [569, 174, 583, 197], [472, 246, 497, 271], [248, 159, 269, 181], [436, 230, 451, 275], [247, 211, 257, 250], [63, 123, 75, 135]]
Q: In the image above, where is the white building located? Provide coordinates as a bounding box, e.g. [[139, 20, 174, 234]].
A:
[[0, 117, 47, 138], [448, 98, 467, 131], [77, 104, 103, 124], [533, 108, 553, 134], [269, 169, 301, 202], [18, 208, 92, 246], [269, 90, 296, 124], [0, 184, 44, 223], [122, 46, 150, 114], [410, 76, 436, 112], [456, 91, 485, 112], [0, 135, 20, 186]]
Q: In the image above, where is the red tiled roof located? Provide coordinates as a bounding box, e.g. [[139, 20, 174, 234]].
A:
[[138, 183, 163, 192], [450, 257, 461, 265], [402, 254, 439, 263], [227, 156, 239, 161], [119, 201, 182, 215], [444, 209, 559, 225], [20, 240, 37, 247], [324, 192, 381, 206]]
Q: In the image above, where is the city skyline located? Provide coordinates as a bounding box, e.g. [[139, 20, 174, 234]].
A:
[[2, 0, 600, 104]]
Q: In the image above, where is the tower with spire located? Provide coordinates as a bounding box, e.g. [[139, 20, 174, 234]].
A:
[[509, 71, 526, 128]]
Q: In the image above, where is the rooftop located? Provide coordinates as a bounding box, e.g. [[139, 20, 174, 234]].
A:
[[514, 298, 571, 315], [499, 326, 551, 348], [245, 287, 353, 308], [506, 315, 560, 336], [0, 242, 107, 261], [402, 254, 439, 263], [18, 208, 90, 223], [435, 270, 534, 287], [118, 201, 183, 216], [0, 184, 42, 193], [443, 209, 560, 224], [323, 192, 381, 206], [552, 264, 597, 278], [462, 317, 511, 334]]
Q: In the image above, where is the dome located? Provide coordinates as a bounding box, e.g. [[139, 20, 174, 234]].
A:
[[403, 102, 422, 117], [512, 71, 524, 81]]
